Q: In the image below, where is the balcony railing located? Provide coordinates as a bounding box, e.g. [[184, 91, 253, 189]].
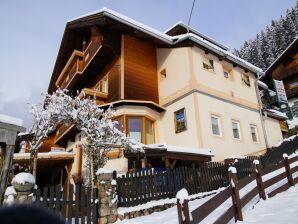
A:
[[55, 35, 104, 90], [55, 50, 84, 89], [55, 123, 75, 144], [78, 88, 108, 104]]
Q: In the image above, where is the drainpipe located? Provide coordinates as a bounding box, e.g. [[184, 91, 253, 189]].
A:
[[255, 74, 269, 149]]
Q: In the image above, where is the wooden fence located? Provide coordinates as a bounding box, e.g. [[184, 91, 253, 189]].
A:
[[33, 184, 99, 224], [117, 162, 229, 207], [117, 135, 298, 208], [178, 154, 298, 224]]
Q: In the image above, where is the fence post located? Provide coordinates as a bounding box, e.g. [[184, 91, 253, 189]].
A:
[[283, 154, 294, 187], [176, 199, 190, 224], [253, 160, 266, 200], [183, 199, 190, 224], [228, 167, 243, 222], [177, 199, 183, 224]]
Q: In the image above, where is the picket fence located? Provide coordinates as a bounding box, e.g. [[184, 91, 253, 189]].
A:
[[33, 184, 99, 224]]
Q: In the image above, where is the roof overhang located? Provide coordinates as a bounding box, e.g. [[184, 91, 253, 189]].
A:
[[100, 100, 166, 113], [265, 38, 298, 76]]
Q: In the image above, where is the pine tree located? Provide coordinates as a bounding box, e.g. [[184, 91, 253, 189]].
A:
[[235, 1, 298, 70]]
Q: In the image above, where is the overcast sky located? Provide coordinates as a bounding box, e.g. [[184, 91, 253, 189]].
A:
[[0, 0, 296, 128]]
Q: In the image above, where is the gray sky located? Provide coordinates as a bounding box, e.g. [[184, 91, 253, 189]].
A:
[[0, 0, 296, 128]]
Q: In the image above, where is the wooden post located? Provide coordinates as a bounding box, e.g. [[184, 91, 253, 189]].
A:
[[182, 199, 190, 224], [283, 155, 294, 187], [0, 144, 14, 205], [177, 199, 183, 224], [229, 168, 243, 222], [253, 160, 266, 200]]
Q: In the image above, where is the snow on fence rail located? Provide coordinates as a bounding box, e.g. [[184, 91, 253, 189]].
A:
[[177, 153, 298, 224]]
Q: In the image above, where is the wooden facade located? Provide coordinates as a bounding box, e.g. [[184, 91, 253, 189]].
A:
[[123, 35, 159, 103]]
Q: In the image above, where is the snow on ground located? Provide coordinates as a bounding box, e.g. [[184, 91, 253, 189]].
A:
[[241, 185, 298, 223], [116, 189, 232, 224]]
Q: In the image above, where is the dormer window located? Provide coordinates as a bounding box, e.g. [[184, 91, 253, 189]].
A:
[[241, 73, 250, 87], [202, 57, 214, 71]]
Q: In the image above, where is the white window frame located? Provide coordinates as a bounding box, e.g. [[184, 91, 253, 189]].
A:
[[250, 124, 259, 143], [232, 120, 241, 140], [211, 115, 222, 137]]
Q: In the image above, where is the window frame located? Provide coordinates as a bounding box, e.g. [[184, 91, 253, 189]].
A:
[[210, 115, 222, 137], [174, 108, 187, 133], [231, 120, 241, 140], [250, 124, 259, 143], [126, 116, 155, 144]]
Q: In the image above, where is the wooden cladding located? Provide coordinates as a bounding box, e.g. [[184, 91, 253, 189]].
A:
[[123, 35, 158, 104], [55, 27, 104, 90]]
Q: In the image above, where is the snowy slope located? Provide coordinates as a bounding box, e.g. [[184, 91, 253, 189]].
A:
[[241, 185, 298, 223]]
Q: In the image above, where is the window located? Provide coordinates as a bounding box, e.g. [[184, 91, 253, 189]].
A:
[[232, 120, 241, 139], [95, 75, 108, 93], [145, 119, 154, 144], [211, 115, 222, 136], [202, 57, 214, 71], [127, 117, 154, 144], [128, 117, 142, 143], [174, 108, 187, 133], [223, 69, 231, 79], [160, 69, 167, 80], [250, 125, 259, 142], [241, 73, 250, 87]]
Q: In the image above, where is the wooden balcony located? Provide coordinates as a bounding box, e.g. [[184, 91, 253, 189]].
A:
[[55, 50, 84, 89], [55, 33, 111, 91], [79, 88, 108, 104], [55, 123, 76, 145]]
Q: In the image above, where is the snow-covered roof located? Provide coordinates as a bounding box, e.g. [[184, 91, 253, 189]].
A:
[[266, 109, 288, 120], [165, 21, 230, 51], [257, 80, 268, 89], [144, 143, 213, 157], [171, 33, 264, 75], [0, 114, 23, 127], [68, 7, 172, 45], [13, 151, 75, 161], [67, 7, 263, 76]]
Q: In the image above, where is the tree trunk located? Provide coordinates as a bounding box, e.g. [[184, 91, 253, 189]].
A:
[[0, 144, 14, 205]]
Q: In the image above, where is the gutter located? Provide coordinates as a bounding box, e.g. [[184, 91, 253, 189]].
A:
[[255, 75, 269, 148]]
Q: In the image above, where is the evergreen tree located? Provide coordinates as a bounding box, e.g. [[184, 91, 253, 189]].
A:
[[235, 1, 298, 70]]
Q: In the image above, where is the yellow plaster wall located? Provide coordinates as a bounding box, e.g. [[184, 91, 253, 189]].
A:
[[264, 117, 283, 147], [196, 92, 266, 161], [156, 47, 192, 105], [192, 47, 259, 107]]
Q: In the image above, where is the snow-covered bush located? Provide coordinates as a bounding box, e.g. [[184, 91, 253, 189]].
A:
[[28, 89, 142, 186]]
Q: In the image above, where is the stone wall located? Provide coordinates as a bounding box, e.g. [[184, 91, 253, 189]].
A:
[[96, 171, 118, 224]]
